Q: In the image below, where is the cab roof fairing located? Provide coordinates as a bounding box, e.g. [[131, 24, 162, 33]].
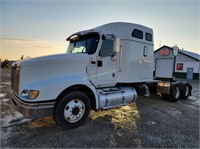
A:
[[66, 22, 153, 43]]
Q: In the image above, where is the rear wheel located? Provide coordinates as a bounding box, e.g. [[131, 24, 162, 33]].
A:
[[181, 83, 191, 100], [170, 85, 181, 102], [53, 91, 91, 129]]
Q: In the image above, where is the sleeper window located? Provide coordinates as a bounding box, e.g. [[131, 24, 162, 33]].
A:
[[131, 29, 143, 39], [145, 32, 152, 42]]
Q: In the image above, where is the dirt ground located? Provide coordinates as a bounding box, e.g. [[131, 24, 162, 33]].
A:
[[0, 68, 199, 148]]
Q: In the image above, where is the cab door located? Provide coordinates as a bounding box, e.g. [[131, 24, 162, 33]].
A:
[[96, 39, 118, 87]]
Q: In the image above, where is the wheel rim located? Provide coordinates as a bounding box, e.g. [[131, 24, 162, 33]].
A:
[[63, 99, 85, 123], [185, 86, 189, 96], [174, 86, 180, 99]]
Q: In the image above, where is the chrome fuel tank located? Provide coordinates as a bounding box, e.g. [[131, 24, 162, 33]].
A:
[[96, 87, 137, 109]]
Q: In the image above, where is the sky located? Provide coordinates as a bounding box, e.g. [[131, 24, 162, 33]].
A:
[[0, 0, 199, 60]]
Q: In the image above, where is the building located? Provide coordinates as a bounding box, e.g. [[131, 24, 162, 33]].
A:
[[154, 45, 200, 80]]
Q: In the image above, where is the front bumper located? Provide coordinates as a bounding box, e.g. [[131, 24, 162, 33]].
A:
[[10, 90, 55, 118]]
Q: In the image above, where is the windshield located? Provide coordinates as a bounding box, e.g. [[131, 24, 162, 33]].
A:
[[67, 33, 100, 54]]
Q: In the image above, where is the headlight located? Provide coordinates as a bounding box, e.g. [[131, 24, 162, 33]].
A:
[[21, 89, 39, 99]]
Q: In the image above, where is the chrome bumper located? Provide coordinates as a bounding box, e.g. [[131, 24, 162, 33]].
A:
[[10, 90, 55, 118]]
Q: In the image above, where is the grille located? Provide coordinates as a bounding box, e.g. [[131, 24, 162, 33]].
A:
[[11, 65, 20, 94]]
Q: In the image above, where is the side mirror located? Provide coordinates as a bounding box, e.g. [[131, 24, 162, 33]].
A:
[[114, 38, 120, 52]]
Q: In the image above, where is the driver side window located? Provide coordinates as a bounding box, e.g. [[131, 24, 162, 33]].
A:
[[99, 39, 114, 57], [73, 40, 86, 53]]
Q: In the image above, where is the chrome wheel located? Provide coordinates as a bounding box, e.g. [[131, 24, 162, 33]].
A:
[[53, 91, 91, 129], [63, 99, 85, 123]]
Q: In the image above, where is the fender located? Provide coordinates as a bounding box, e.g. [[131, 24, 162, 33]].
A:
[[21, 74, 99, 109]]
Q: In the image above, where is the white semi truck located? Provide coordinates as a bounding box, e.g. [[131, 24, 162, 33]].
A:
[[11, 22, 192, 129]]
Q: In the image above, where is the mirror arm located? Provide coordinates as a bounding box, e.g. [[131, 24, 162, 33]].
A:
[[114, 38, 121, 52], [119, 46, 122, 72]]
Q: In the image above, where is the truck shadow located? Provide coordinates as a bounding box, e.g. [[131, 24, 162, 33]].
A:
[[7, 103, 141, 148], [7, 96, 160, 148]]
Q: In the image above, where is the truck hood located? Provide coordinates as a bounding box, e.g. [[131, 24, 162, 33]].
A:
[[20, 53, 89, 67]]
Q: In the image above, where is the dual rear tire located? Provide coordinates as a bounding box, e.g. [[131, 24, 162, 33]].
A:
[[180, 83, 191, 100], [162, 84, 181, 102], [162, 83, 191, 102]]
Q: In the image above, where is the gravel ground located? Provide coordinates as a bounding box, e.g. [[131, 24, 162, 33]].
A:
[[0, 68, 199, 148]]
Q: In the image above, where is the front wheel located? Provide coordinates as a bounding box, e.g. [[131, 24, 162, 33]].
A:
[[53, 91, 91, 129]]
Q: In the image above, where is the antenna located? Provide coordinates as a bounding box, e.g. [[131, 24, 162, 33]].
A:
[[159, 40, 161, 47]]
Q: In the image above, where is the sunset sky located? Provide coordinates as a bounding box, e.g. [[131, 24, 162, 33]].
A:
[[0, 0, 199, 60]]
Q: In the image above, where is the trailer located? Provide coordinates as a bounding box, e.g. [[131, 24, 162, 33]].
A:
[[10, 22, 192, 129]]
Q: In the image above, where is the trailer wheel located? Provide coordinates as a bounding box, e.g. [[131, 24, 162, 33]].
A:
[[181, 83, 191, 100], [53, 91, 91, 129], [170, 85, 181, 102]]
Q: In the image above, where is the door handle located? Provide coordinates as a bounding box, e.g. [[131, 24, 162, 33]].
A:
[[91, 61, 96, 64]]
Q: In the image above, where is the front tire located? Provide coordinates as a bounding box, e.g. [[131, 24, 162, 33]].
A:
[[53, 91, 91, 129]]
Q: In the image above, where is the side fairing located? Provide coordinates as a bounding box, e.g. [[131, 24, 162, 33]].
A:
[[117, 40, 154, 83]]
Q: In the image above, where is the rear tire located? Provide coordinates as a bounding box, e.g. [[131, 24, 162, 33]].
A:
[[181, 83, 191, 100], [170, 85, 181, 102], [53, 91, 91, 129]]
